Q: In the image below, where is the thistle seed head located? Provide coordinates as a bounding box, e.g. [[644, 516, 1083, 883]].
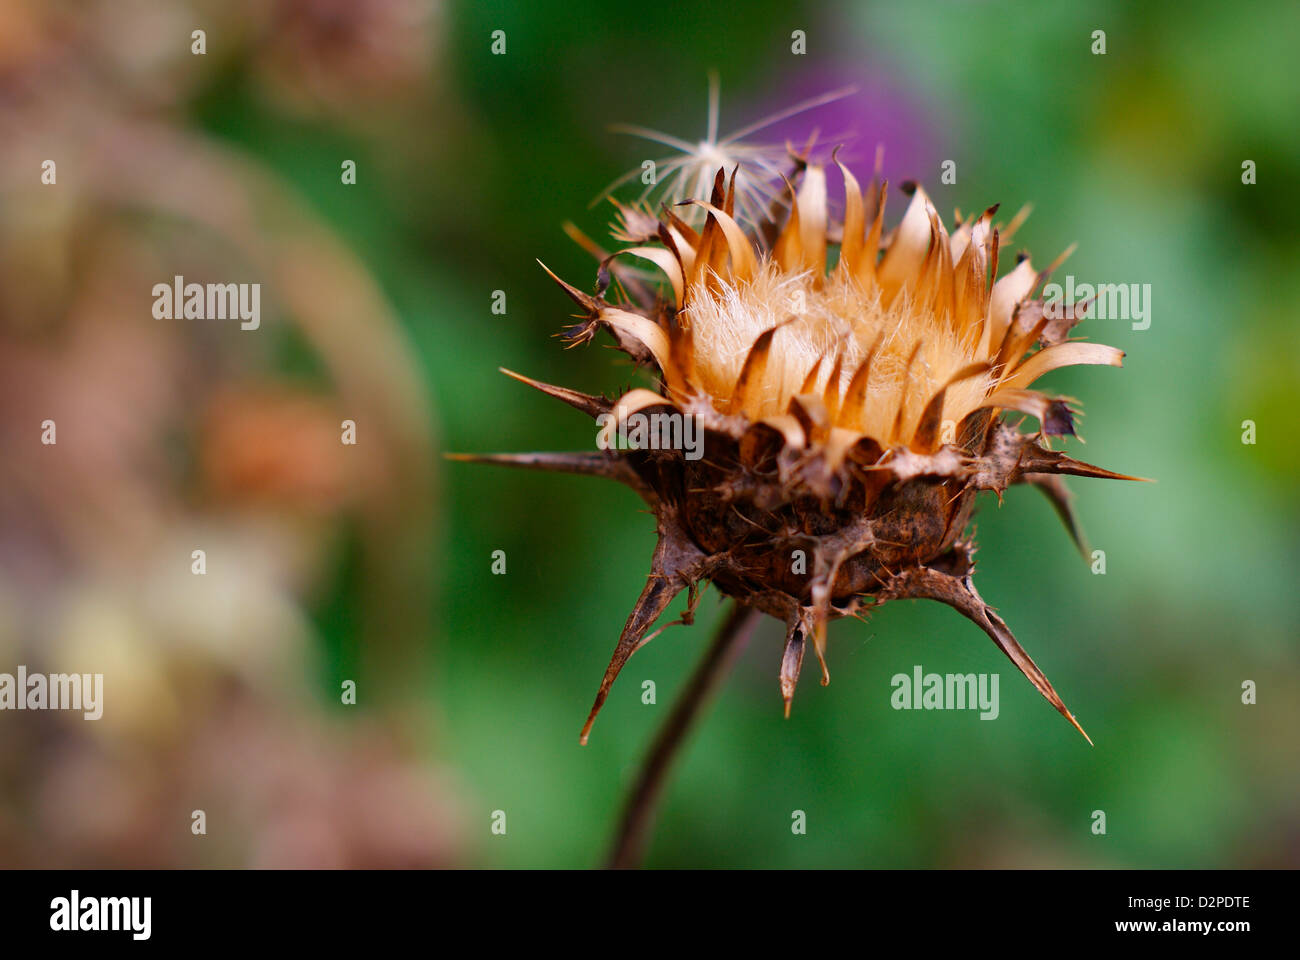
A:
[[456, 124, 1145, 747]]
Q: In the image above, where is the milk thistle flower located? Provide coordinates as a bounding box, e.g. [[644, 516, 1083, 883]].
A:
[[455, 98, 1143, 752]]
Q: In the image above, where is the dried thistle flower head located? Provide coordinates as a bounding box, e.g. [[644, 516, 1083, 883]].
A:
[[456, 116, 1145, 747]]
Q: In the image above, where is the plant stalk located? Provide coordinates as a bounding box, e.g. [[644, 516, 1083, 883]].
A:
[[604, 601, 761, 868]]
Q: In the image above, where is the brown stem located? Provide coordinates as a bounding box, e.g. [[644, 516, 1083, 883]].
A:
[[604, 601, 761, 869]]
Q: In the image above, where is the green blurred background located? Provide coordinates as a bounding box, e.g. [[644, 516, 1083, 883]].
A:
[[1, 0, 1296, 868]]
